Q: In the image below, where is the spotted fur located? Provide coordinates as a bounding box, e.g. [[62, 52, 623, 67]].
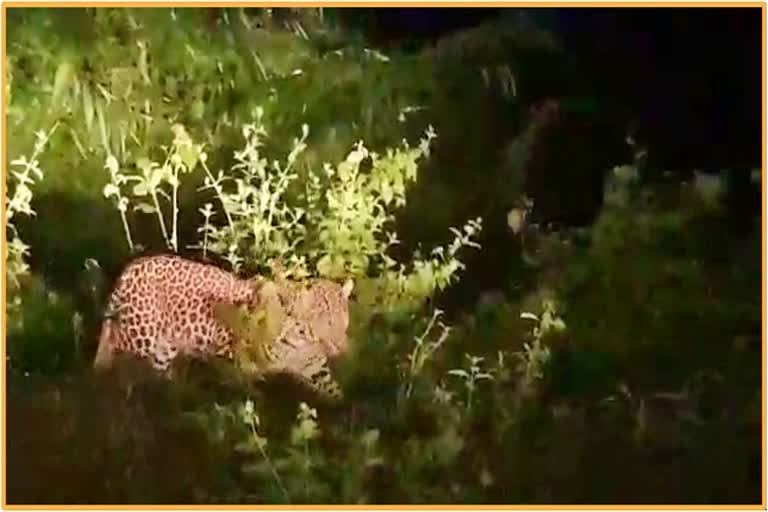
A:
[[93, 255, 352, 385], [269, 269, 354, 358], [212, 301, 342, 401]]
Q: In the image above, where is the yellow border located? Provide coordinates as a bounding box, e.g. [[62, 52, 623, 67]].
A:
[[1, 1, 765, 510]]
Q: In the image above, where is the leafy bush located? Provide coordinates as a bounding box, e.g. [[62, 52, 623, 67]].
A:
[[6, 278, 83, 375], [5, 124, 60, 326], [102, 114, 483, 322]]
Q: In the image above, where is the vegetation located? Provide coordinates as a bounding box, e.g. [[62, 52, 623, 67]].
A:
[[5, 8, 761, 505]]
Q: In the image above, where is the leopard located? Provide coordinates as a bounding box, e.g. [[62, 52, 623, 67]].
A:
[[266, 262, 354, 358], [212, 300, 342, 401], [92, 254, 353, 390]]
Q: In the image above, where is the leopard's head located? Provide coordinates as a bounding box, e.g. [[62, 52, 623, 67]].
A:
[[315, 278, 354, 359]]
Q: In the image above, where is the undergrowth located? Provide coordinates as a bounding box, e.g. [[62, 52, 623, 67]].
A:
[[5, 7, 761, 505]]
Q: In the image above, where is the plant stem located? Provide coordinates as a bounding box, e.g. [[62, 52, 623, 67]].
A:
[[151, 188, 171, 250], [251, 424, 290, 503], [202, 217, 210, 259], [120, 208, 135, 252], [171, 164, 179, 252], [304, 440, 310, 501], [406, 309, 443, 399], [200, 159, 235, 228]]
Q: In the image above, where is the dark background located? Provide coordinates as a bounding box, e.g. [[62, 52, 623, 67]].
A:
[[357, 7, 763, 172]]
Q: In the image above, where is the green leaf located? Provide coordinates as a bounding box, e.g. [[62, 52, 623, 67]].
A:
[[83, 85, 95, 133], [190, 99, 205, 120], [103, 184, 120, 199], [96, 102, 110, 153], [134, 202, 156, 214], [149, 167, 168, 189], [507, 208, 526, 235], [316, 254, 333, 277], [361, 429, 380, 449], [52, 61, 74, 105], [380, 182, 393, 204], [136, 157, 152, 173], [179, 145, 199, 170], [132, 182, 150, 197]]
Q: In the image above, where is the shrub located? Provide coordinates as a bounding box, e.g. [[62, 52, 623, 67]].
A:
[[103, 116, 483, 321], [5, 123, 59, 327]]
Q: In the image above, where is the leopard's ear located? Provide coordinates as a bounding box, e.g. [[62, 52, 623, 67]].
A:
[[342, 278, 354, 299]]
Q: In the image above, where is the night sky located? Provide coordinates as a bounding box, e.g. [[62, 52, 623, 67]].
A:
[[371, 7, 763, 171]]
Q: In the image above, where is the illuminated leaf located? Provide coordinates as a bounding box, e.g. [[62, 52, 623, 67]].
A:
[[134, 202, 156, 214]]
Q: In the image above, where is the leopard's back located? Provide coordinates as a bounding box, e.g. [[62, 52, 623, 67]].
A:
[[95, 254, 257, 371]]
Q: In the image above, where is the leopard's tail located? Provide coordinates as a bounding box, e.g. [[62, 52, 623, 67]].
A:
[[93, 317, 116, 370]]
